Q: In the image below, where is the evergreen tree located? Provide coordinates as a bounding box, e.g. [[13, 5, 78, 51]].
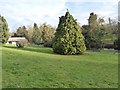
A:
[[53, 10, 86, 55], [32, 23, 42, 44], [0, 15, 9, 44], [85, 12, 105, 50], [16, 26, 28, 38], [41, 23, 55, 43], [27, 26, 34, 43]]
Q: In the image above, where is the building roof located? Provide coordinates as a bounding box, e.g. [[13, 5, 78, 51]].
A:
[[8, 37, 28, 42]]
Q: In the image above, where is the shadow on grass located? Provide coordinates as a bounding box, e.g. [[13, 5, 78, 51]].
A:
[[3, 45, 87, 56], [3, 45, 92, 56], [3, 45, 54, 55]]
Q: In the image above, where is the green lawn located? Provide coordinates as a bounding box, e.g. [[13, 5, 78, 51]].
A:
[[0, 45, 2, 89], [2, 45, 118, 88]]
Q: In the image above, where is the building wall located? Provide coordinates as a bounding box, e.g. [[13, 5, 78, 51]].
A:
[[6, 41, 16, 45]]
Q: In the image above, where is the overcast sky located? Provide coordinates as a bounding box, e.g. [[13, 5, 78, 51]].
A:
[[0, 0, 118, 32]]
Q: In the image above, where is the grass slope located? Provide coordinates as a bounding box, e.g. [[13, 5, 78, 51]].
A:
[[2, 45, 118, 88], [0, 45, 2, 89]]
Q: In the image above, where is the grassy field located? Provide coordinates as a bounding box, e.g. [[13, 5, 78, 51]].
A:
[[0, 45, 2, 89], [2, 45, 118, 88]]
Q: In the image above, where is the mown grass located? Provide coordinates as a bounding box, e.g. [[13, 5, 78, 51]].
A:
[[2, 45, 118, 88], [0, 45, 2, 89]]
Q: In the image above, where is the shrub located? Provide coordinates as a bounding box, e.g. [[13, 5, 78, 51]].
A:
[[104, 43, 114, 49], [16, 39, 28, 48], [44, 41, 52, 48], [114, 39, 120, 50], [52, 10, 86, 55]]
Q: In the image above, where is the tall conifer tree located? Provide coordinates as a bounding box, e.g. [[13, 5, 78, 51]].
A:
[[53, 10, 86, 55]]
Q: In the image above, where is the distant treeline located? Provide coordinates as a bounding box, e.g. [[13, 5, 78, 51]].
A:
[[0, 11, 119, 50]]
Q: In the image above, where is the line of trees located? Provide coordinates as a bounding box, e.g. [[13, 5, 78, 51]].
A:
[[0, 10, 119, 53], [12, 23, 56, 45], [82, 12, 118, 50]]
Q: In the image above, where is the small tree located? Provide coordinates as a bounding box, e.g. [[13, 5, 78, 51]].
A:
[[41, 23, 55, 43], [27, 26, 34, 43], [53, 10, 86, 55], [82, 12, 105, 50], [16, 26, 28, 37], [32, 23, 42, 45]]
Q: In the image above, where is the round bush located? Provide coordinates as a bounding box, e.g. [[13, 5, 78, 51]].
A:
[[16, 39, 28, 48]]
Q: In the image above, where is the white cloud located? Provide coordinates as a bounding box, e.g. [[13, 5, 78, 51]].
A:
[[0, 0, 67, 31], [63, 1, 118, 25], [0, 0, 118, 32], [66, 0, 119, 3]]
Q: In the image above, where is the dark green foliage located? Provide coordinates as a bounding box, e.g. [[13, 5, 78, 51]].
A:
[[16, 26, 26, 36], [53, 10, 86, 55], [13, 33, 18, 37], [114, 39, 120, 50], [82, 12, 105, 50], [104, 43, 114, 49], [83, 29, 105, 50], [44, 41, 52, 48], [16, 26, 28, 38], [0, 15, 9, 44]]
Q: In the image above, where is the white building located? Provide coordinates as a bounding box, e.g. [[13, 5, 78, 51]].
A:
[[6, 37, 28, 44]]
